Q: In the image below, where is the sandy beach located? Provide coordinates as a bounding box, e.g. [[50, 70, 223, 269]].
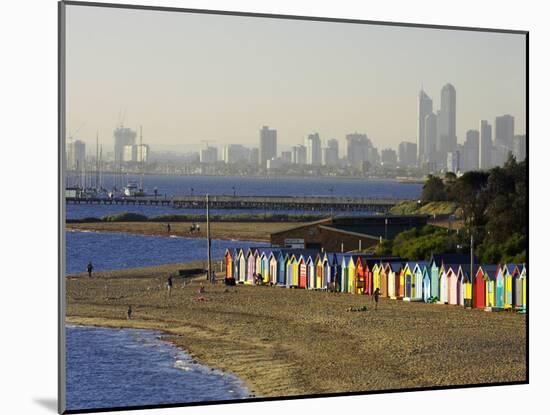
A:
[[66, 221, 307, 242], [66, 264, 527, 398]]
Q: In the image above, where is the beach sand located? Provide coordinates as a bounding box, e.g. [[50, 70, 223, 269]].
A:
[[66, 221, 306, 242], [66, 265, 526, 398]]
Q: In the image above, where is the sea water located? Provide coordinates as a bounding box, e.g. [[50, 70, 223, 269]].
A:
[[66, 326, 250, 410], [66, 174, 422, 219], [66, 231, 268, 274]]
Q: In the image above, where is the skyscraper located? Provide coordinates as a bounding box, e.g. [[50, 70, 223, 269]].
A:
[[417, 89, 433, 164], [259, 126, 277, 167], [424, 112, 437, 164], [291, 145, 307, 165], [479, 120, 493, 170], [495, 114, 515, 150], [345, 132, 371, 169], [463, 130, 480, 171], [322, 138, 339, 166], [438, 83, 457, 163], [305, 133, 322, 166], [513, 134, 526, 161], [113, 126, 137, 163]]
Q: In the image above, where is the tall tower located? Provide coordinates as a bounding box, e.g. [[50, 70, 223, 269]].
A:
[[417, 89, 433, 165], [259, 126, 277, 167], [479, 120, 492, 170], [495, 114, 515, 150], [305, 133, 322, 166], [439, 83, 457, 160]]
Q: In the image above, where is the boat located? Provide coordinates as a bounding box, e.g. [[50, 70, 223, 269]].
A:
[[123, 180, 141, 196]]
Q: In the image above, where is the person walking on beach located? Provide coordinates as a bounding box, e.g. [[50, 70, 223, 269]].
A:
[[166, 275, 173, 297], [87, 261, 94, 278], [166, 223, 171, 233], [373, 287, 380, 310], [127, 305, 132, 320]]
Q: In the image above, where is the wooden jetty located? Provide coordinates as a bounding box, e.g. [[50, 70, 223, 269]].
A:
[[66, 195, 409, 212]]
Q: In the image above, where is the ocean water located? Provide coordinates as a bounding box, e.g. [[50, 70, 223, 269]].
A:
[[66, 231, 267, 274], [66, 174, 422, 219], [66, 326, 250, 411]]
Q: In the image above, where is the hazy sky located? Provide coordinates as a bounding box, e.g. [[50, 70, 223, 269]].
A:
[[66, 4, 526, 154]]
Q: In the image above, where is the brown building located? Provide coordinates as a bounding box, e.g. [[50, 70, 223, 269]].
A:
[[270, 215, 429, 253]]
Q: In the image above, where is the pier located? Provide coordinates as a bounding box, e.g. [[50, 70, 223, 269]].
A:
[[67, 195, 409, 212]]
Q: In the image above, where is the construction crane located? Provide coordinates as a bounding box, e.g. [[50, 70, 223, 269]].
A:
[[67, 122, 86, 144]]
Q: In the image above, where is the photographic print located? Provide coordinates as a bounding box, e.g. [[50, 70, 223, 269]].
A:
[[59, 1, 527, 413]]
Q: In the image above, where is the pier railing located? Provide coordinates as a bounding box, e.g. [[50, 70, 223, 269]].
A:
[[66, 195, 410, 212]]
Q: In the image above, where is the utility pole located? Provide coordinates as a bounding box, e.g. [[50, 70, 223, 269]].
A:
[[206, 194, 213, 283]]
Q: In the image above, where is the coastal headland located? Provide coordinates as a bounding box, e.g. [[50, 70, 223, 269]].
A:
[[66, 263, 526, 398]]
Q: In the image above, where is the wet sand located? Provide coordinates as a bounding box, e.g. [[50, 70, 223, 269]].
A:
[[66, 264, 526, 398], [66, 221, 306, 242]]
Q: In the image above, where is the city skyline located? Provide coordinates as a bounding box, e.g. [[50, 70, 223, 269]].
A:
[[66, 5, 526, 154]]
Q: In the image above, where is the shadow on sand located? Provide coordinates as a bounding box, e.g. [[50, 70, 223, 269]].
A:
[[34, 398, 57, 413]]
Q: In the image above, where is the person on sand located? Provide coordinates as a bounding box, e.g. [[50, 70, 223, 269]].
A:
[[87, 261, 94, 278], [167, 275, 173, 297], [127, 305, 132, 320], [166, 223, 171, 233], [373, 287, 380, 310]]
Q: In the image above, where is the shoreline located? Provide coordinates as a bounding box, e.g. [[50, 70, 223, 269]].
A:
[[65, 323, 256, 400], [65, 319, 260, 398], [66, 263, 526, 398], [65, 221, 304, 243]]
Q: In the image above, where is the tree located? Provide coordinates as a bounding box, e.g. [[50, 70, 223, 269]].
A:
[[421, 175, 447, 203], [450, 171, 490, 233]]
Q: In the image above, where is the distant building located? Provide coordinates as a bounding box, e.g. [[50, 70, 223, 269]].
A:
[[381, 148, 398, 166], [438, 83, 457, 163], [513, 134, 526, 161], [495, 114, 515, 150], [249, 147, 259, 164], [492, 144, 510, 167], [291, 145, 307, 165], [398, 141, 417, 167], [113, 126, 137, 164], [123, 143, 149, 163], [417, 89, 433, 164], [479, 120, 493, 170], [463, 130, 480, 171], [266, 157, 284, 170], [281, 151, 292, 164], [259, 126, 277, 167], [200, 146, 218, 164], [345, 133, 371, 169], [67, 140, 86, 170], [322, 138, 339, 166], [305, 133, 322, 166], [223, 144, 250, 164], [447, 149, 461, 173], [424, 112, 438, 164]]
